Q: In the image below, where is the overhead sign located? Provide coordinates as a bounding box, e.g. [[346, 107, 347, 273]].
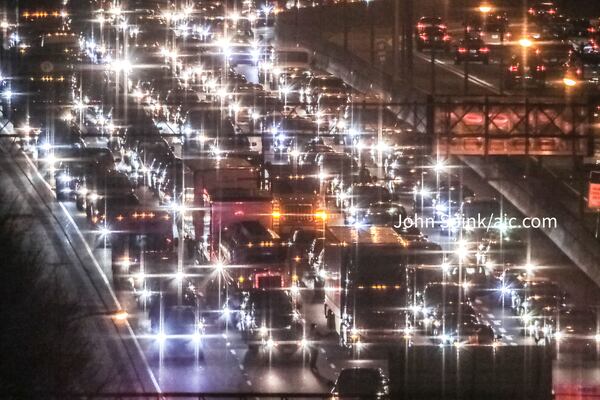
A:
[[588, 172, 600, 209], [433, 98, 590, 156]]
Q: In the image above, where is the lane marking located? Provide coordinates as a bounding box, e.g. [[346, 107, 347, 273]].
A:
[[230, 349, 236, 355], [330, 363, 336, 369], [493, 320, 502, 326], [499, 327, 507, 333], [246, 380, 253, 386], [487, 313, 495, 319]]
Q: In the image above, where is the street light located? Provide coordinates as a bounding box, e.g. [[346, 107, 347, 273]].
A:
[[563, 76, 577, 87], [479, 4, 492, 13], [519, 38, 533, 48]]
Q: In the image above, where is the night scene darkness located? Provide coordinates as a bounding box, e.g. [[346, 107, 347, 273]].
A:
[[1, 0, 600, 398]]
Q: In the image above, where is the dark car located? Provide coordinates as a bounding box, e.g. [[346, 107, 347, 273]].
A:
[[505, 51, 547, 89], [54, 147, 114, 201], [221, 220, 285, 264], [286, 229, 321, 278], [455, 37, 490, 64], [148, 302, 205, 359], [416, 26, 451, 52], [237, 289, 303, 354], [331, 367, 390, 399], [550, 308, 599, 354]]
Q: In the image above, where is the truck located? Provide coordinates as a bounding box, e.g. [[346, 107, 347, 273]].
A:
[[181, 157, 274, 259], [106, 187, 176, 294], [322, 226, 412, 348], [266, 163, 325, 236]]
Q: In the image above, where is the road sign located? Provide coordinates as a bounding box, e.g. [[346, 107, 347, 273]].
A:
[[589, 171, 600, 209]]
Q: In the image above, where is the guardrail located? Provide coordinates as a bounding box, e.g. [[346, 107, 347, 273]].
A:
[[8, 393, 335, 399]]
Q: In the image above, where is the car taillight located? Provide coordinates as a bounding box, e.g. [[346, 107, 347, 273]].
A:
[[420, 34, 428, 39], [479, 47, 490, 53], [443, 35, 451, 41], [576, 68, 583, 75], [509, 65, 518, 72], [458, 47, 467, 53], [536, 65, 546, 72]]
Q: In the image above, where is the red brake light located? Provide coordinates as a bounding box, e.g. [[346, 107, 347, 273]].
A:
[[536, 65, 546, 72], [458, 47, 467, 53], [479, 47, 490, 53], [509, 65, 518, 72], [443, 35, 451, 41]]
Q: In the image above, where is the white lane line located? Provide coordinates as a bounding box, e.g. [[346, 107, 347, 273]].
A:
[[493, 320, 502, 326], [499, 327, 507, 333], [505, 335, 513, 340], [475, 298, 483, 305], [18, 149, 162, 393], [487, 313, 495, 319], [320, 348, 326, 354], [330, 363, 336, 369], [239, 364, 244, 370], [480, 306, 489, 312], [510, 342, 518, 346], [230, 349, 236, 355], [246, 380, 252, 386]]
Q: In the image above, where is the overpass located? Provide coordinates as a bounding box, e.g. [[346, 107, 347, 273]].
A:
[[275, 9, 600, 288]]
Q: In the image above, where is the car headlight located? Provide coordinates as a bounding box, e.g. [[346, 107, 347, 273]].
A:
[[58, 174, 72, 183], [259, 326, 268, 337], [265, 337, 275, 349], [192, 331, 202, 344], [554, 331, 563, 341]]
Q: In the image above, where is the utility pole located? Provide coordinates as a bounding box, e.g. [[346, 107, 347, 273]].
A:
[[393, 0, 400, 87]]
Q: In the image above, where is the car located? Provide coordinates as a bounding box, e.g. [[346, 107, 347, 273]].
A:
[[331, 367, 390, 399], [528, 1, 558, 21], [304, 75, 350, 105], [340, 183, 393, 223], [415, 17, 451, 52], [220, 220, 285, 265], [148, 302, 205, 359], [464, 12, 511, 45], [286, 229, 321, 277], [237, 289, 304, 354], [454, 37, 490, 64], [419, 282, 467, 321], [549, 308, 600, 354], [505, 50, 547, 89], [564, 43, 600, 87]]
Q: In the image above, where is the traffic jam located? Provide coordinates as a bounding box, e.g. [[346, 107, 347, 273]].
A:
[[414, 1, 600, 92], [1, 0, 599, 393]]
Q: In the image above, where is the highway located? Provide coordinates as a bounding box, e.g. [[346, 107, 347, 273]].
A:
[[1, 0, 599, 397]]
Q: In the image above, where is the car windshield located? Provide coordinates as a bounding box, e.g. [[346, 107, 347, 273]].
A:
[[424, 284, 464, 306], [336, 369, 381, 395], [271, 177, 320, 194], [276, 51, 309, 63]]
